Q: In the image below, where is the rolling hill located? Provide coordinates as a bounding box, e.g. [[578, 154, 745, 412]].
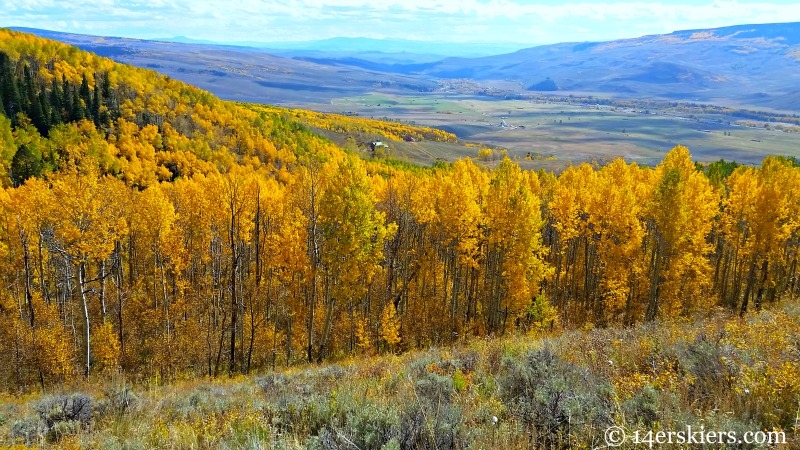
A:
[[420, 22, 800, 111], [8, 27, 440, 106], [12, 23, 800, 112]]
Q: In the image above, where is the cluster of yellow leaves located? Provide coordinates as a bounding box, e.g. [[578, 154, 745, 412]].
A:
[[93, 321, 121, 372], [649, 146, 718, 316], [0, 29, 335, 189], [379, 302, 401, 347], [256, 105, 458, 143]]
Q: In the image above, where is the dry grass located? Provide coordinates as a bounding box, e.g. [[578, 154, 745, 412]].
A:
[[1, 304, 799, 448]]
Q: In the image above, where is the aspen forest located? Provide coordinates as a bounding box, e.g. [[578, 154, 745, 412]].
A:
[[0, 28, 799, 392]]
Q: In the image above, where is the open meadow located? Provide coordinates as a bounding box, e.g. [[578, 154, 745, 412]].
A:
[[316, 93, 800, 169]]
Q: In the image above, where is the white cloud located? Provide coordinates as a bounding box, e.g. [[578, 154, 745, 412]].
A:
[[2, 0, 800, 44]]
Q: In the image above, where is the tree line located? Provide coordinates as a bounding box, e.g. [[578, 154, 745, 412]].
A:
[[0, 29, 798, 390], [1, 144, 798, 389]]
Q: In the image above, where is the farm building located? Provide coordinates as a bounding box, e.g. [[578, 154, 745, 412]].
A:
[[370, 141, 388, 151]]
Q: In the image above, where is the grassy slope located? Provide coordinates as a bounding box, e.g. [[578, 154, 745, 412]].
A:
[[1, 304, 798, 449]]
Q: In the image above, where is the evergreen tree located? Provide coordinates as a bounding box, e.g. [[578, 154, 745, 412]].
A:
[[91, 82, 101, 126], [10, 144, 43, 186], [29, 91, 49, 136], [79, 73, 91, 114], [62, 75, 72, 122], [71, 85, 85, 120], [49, 78, 63, 126], [22, 64, 35, 112], [0, 53, 21, 122]]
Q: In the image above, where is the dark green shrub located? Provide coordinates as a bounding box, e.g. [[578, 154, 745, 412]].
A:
[[454, 349, 480, 373], [256, 372, 289, 395], [34, 392, 93, 429], [398, 404, 463, 450], [622, 384, 661, 427], [98, 384, 138, 416], [698, 411, 764, 450], [413, 371, 454, 405], [393, 366, 467, 450], [9, 416, 44, 445], [29, 392, 93, 442], [310, 402, 399, 450], [678, 333, 738, 409], [498, 347, 614, 449], [342, 404, 398, 449], [171, 384, 242, 420], [269, 393, 333, 437], [317, 365, 349, 381]]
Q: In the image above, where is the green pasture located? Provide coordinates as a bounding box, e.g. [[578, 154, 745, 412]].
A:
[[323, 93, 800, 168]]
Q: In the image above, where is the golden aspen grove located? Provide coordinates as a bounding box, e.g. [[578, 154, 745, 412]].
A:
[[0, 29, 799, 449]]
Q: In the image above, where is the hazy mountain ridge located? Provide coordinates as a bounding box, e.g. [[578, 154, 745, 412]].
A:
[[9, 23, 800, 111], [8, 27, 440, 105], [156, 35, 527, 58], [421, 22, 800, 110]]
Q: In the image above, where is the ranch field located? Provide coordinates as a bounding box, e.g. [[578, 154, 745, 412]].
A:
[[310, 92, 800, 170]]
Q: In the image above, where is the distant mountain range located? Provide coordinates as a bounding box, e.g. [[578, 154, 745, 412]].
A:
[[158, 36, 527, 59], [9, 23, 800, 111], [415, 22, 800, 111], [27, 29, 523, 60]]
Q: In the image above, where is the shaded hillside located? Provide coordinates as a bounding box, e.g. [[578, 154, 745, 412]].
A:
[[8, 28, 440, 105], [422, 22, 800, 111], [14, 23, 800, 111]]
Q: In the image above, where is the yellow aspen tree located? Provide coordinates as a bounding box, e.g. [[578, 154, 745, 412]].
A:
[[317, 155, 395, 360], [434, 158, 488, 335], [587, 159, 647, 324], [126, 183, 182, 374], [548, 163, 595, 324], [718, 166, 758, 309], [645, 146, 717, 320], [92, 321, 121, 372], [484, 157, 550, 334], [722, 157, 800, 315], [292, 156, 330, 363], [264, 176, 309, 366], [219, 166, 259, 374], [48, 167, 128, 376], [354, 312, 372, 352], [164, 175, 219, 376], [379, 301, 401, 349], [244, 173, 302, 371], [383, 171, 438, 346], [3, 179, 80, 386]]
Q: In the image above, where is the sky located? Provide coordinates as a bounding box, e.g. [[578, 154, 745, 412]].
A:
[[2, 0, 800, 46]]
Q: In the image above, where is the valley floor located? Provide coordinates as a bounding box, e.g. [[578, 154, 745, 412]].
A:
[[315, 93, 800, 170]]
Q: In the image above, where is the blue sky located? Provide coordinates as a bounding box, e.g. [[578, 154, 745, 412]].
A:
[[2, 0, 800, 45]]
